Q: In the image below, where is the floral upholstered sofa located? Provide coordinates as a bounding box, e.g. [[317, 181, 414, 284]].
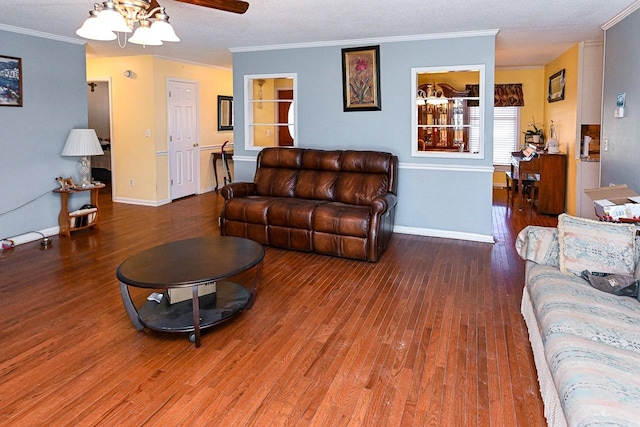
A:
[[516, 214, 640, 427]]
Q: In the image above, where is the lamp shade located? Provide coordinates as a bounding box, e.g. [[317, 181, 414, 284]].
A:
[[61, 129, 104, 156], [76, 14, 117, 41], [150, 19, 180, 42], [128, 20, 163, 46], [96, 3, 131, 33]]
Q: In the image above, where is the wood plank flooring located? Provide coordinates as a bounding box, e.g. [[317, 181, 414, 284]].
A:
[[0, 186, 557, 426]]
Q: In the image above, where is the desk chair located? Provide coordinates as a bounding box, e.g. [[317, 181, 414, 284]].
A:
[[506, 171, 539, 206]]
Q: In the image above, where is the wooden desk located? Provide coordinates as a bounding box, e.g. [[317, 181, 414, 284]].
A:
[[53, 184, 105, 237], [511, 152, 566, 215], [211, 147, 233, 190]]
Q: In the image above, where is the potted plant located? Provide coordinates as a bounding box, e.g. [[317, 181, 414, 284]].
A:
[[524, 117, 544, 144]]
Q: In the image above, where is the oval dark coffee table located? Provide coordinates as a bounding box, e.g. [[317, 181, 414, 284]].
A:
[[117, 236, 264, 347]]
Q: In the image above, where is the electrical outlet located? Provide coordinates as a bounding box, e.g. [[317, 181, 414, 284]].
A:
[[130, 179, 135, 187]]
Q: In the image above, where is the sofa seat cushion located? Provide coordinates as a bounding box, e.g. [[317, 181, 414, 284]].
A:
[[527, 264, 640, 354], [526, 263, 640, 425], [544, 331, 640, 427], [313, 202, 370, 238], [222, 196, 274, 225], [267, 198, 326, 229]]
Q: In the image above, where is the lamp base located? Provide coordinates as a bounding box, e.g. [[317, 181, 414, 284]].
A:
[[77, 156, 92, 187]]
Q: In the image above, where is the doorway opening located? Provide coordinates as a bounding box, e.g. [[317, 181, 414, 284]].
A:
[[87, 79, 113, 197]]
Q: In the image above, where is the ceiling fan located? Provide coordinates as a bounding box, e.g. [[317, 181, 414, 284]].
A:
[[76, 0, 249, 45], [152, 0, 249, 14]]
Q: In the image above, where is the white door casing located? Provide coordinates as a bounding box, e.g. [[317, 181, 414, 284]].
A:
[[168, 79, 199, 200]]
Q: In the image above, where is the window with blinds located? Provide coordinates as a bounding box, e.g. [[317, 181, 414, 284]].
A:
[[469, 106, 520, 166]]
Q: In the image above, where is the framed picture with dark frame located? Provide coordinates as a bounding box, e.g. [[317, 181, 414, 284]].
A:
[[0, 55, 22, 107], [547, 68, 565, 103], [217, 95, 233, 131], [341, 45, 381, 111]]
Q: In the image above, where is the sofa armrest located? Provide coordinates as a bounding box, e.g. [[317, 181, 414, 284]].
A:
[[221, 182, 257, 200], [515, 225, 559, 267], [370, 193, 398, 215]]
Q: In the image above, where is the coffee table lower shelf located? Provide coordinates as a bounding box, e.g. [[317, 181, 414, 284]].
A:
[[121, 281, 250, 343]]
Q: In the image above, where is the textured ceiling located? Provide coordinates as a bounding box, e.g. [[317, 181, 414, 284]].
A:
[[1, 0, 638, 68]]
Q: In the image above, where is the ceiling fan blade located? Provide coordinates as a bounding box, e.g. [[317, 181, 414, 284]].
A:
[[174, 0, 249, 14], [149, 0, 161, 10]]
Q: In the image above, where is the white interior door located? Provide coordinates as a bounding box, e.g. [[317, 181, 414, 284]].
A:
[[168, 79, 199, 200]]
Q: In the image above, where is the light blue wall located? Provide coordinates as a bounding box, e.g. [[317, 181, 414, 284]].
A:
[[601, 9, 640, 190], [232, 34, 496, 241], [0, 30, 88, 240]]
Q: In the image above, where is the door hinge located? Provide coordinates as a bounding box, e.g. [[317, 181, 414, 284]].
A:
[[169, 135, 172, 142], [171, 179, 174, 185]]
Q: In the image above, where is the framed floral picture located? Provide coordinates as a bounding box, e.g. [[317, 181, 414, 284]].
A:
[[341, 45, 381, 111], [0, 55, 22, 107]]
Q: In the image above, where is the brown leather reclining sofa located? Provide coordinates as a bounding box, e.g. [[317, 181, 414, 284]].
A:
[[219, 147, 398, 262]]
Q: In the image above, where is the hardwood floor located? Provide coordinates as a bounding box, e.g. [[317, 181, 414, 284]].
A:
[[0, 186, 557, 426]]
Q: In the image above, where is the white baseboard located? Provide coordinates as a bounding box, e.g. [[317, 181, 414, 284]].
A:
[[199, 186, 216, 194], [394, 225, 495, 244], [112, 197, 170, 207]]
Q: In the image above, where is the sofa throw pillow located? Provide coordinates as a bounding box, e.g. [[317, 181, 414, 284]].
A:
[[558, 213, 636, 277]]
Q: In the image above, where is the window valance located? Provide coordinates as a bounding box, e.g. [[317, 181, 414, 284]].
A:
[[466, 84, 524, 107]]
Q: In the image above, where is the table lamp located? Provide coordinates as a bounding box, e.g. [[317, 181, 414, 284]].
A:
[[61, 129, 104, 187]]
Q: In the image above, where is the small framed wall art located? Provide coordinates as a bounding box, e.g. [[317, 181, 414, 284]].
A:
[[341, 45, 381, 111], [547, 68, 565, 103], [0, 55, 22, 107], [217, 95, 233, 131]]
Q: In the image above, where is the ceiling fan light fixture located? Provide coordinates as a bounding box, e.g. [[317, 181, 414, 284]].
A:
[[150, 10, 180, 42], [96, 1, 132, 33], [76, 12, 117, 41], [128, 20, 163, 46], [77, 0, 179, 47]]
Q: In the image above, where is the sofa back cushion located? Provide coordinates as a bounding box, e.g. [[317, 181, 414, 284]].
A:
[[340, 150, 393, 174], [295, 150, 341, 200], [254, 147, 395, 204], [335, 172, 389, 205], [558, 213, 637, 276], [296, 170, 338, 200], [255, 148, 302, 197], [335, 151, 392, 205]]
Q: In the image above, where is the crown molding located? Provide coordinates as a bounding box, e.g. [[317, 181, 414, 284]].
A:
[[229, 29, 500, 53], [0, 24, 84, 45], [602, 0, 640, 30], [153, 54, 232, 71]]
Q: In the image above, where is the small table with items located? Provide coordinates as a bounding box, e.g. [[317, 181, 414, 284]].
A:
[[53, 183, 105, 237], [211, 142, 233, 190], [116, 236, 264, 347]]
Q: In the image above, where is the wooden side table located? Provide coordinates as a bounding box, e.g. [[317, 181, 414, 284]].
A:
[[211, 146, 233, 190], [53, 184, 105, 237]]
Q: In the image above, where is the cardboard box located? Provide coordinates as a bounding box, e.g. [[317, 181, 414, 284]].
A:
[[584, 185, 640, 220], [166, 282, 216, 304]]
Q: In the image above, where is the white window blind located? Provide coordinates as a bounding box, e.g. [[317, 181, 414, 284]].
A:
[[468, 106, 520, 166]]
